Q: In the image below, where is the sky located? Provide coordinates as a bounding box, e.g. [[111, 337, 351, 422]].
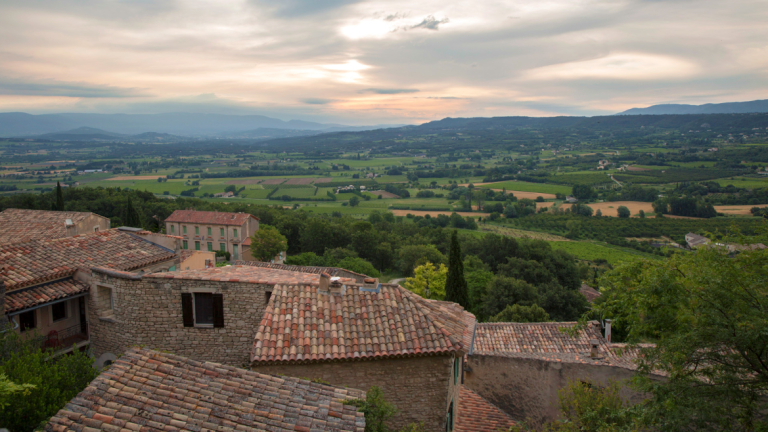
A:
[[0, 0, 767, 125]]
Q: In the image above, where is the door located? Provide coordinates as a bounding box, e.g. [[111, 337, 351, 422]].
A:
[[78, 296, 88, 336]]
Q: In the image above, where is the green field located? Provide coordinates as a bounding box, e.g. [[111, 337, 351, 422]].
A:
[[547, 240, 662, 264], [478, 181, 572, 195], [712, 177, 768, 189]]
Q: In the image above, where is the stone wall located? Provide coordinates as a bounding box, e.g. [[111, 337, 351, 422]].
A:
[[72, 213, 110, 236], [464, 354, 656, 427], [253, 354, 456, 432], [88, 271, 271, 367]]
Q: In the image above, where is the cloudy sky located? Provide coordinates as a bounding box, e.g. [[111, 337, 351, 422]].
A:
[[1, 0, 767, 124]]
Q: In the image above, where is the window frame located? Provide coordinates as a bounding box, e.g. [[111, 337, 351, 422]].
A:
[[220, 228, 224, 237], [195, 226, 199, 235], [233, 228, 238, 238], [183, 240, 188, 249], [96, 284, 115, 318], [51, 301, 67, 323], [19, 310, 36, 332], [183, 225, 187, 234], [193, 292, 215, 327], [220, 243, 226, 252], [195, 241, 200, 251], [170, 225, 175, 234], [207, 227, 212, 236], [233, 244, 239, 259], [207, 242, 213, 251]]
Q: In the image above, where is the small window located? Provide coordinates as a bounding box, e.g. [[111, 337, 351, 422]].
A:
[[19, 310, 36, 332], [207, 227, 212, 236], [97, 285, 114, 316], [265, 291, 272, 305], [94, 226, 99, 232], [51, 302, 67, 322], [220, 228, 224, 236], [170, 225, 175, 234], [195, 226, 199, 235], [446, 399, 454, 432], [220, 243, 226, 251], [454, 357, 461, 385], [195, 241, 200, 251], [233, 228, 238, 237], [194, 293, 214, 325], [183, 240, 188, 249], [183, 226, 187, 234], [207, 242, 213, 251]]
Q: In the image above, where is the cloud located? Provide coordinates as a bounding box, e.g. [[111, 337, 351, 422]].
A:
[[0, 77, 146, 98], [360, 88, 419, 94], [524, 53, 699, 81], [409, 15, 450, 30], [301, 98, 334, 104]]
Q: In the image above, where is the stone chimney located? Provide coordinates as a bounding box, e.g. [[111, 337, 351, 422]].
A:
[[319, 272, 330, 292], [604, 319, 612, 344], [590, 339, 600, 359], [329, 277, 346, 295]]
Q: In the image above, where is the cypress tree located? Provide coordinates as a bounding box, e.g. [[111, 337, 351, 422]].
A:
[[445, 230, 469, 308], [55, 181, 64, 211], [125, 199, 142, 228]]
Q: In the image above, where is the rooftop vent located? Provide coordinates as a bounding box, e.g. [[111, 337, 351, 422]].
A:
[[65, 218, 74, 226], [359, 277, 381, 293]]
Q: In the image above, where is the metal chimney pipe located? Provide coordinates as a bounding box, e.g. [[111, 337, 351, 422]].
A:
[[604, 319, 612, 344]]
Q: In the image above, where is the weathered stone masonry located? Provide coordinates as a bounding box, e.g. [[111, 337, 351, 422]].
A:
[[253, 354, 457, 432], [88, 269, 270, 367]]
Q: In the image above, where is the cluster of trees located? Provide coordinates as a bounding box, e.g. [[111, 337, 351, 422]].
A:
[[653, 196, 718, 218]]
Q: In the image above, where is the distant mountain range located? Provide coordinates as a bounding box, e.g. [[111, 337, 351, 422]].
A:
[[617, 99, 768, 115], [0, 112, 404, 138]]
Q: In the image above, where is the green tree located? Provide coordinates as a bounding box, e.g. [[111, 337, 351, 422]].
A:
[[464, 256, 494, 318], [490, 304, 550, 323], [0, 325, 97, 432], [0, 373, 35, 412], [445, 231, 469, 308], [54, 181, 64, 211], [345, 386, 398, 432], [591, 240, 768, 431], [124, 198, 142, 228], [249, 224, 288, 262], [337, 257, 381, 278], [616, 206, 631, 218], [483, 276, 538, 317], [404, 262, 447, 300], [349, 196, 360, 207], [397, 245, 446, 276]]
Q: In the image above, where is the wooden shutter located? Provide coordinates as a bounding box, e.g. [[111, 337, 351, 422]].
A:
[[212, 294, 224, 328], [181, 293, 194, 327]]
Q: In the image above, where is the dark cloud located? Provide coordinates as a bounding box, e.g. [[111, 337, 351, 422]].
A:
[[301, 98, 334, 104], [409, 15, 449, 30], [360, 88, 419, 94], [384, 12, 407, 21], [0, 78, 146, 98]]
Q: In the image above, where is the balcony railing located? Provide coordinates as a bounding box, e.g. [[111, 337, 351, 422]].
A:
[[41, 323, 89, 352]]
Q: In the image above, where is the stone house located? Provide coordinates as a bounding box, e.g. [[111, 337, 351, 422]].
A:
[[250, 277, 477, 432], [0, 208, 111, 245], [685, 232, 710, 249], [0, 229, 178, 358], [45, 348, 366, 432], [464, 321, 658, 428], [164, 210, 259, 261]]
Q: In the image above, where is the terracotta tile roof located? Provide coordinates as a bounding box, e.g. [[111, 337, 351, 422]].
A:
[[455, 387, 516, 432], [164, 210, 257, 226], [473, 322, 640, 369], [45, 348, 365, 432], [251, 283, 476, 364], [0, 229, 177, 291], [580, 283, 601, 303], [0, 208, 108, 245], [5, 278, 88, 314], [233, 260, 371, 280], [144, 265, 335, 285]]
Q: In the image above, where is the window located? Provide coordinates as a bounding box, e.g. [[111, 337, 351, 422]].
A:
[[181, 293, 224, 328], [220, 243, 226, 251], [97, 285, 114, 316], [220, 228, 224, 236], [207, 242, 213, 251], [233, 228, 238, 237], [195, 241, 200, 251], [446, 399, 454, 432], [51, 301, 67, 322], [207, 227, 212, 236], [265, 291, 272, 305], [194, 293, 214, 325], [183, 225, 187, 234], [183, 240, 188, 249], [453, 357, 461, 385], [195, 226, 199, 235], [170, 225, 175, 234], [94, 226, 99, 232], [233, 245, 239, 259], [19, 310, 36, 332]]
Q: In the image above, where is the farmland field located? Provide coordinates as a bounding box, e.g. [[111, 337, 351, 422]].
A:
[[476, 181, 572, 195], [547, 240, 662, 264], [560, 201, 655, 217]]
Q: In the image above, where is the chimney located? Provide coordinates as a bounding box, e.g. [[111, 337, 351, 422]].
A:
[[0, 266, 6, 318], [329, 277, 346, 295], [604, 319, 612, 344], [590, 339, 600, 358], [319, 272, 330, 292]]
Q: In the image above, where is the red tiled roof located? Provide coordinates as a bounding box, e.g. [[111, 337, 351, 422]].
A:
[[473, 322, 639, 369], [45, 348, 365, 432], [5, 278, 88, 314], [164, 210, 257, 226], [0, 229, 177, 291], [455, 387, 516, 432], [144, 265, 334, 285], [251, 283, 476, 364], [0, 208, 108, 245], [580, 283, 601, 303]]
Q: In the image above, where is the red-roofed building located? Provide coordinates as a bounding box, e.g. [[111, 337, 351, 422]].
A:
[[164, 210, 259, 261], [0, 229, 178, 357], [0, 208, 110, 245]]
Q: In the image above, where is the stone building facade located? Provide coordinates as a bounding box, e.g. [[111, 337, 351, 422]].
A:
[[164, 210, 259, 261]]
